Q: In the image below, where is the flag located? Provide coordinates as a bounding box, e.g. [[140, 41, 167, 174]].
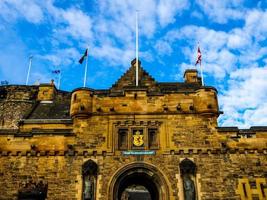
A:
[[79, 49, 88, 64], [52, 70, 60, 74], [195, 46, 201, 66]]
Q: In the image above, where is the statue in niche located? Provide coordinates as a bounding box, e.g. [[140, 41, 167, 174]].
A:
[[82, 160, 98, 200], [183, 174, 196, 200], [84, 176, 95, 200]]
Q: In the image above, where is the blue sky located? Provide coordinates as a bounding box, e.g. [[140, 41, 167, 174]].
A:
[[0, 0, 267, 128]]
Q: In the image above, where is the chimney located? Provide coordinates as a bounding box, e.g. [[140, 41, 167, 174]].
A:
[[184, 69, 201, 84]]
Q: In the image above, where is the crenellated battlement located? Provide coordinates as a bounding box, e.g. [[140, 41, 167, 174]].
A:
[[68, 86, 219, 118]]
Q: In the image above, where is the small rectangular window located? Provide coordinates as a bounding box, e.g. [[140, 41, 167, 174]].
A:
[[148, 128, 158, 149], [118, 129, 128, 150], [80, 105, 85, 111]]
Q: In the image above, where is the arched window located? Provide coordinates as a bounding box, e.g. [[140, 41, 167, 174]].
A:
[[179, 159, 197, 200], [82, 160, 98, 200]]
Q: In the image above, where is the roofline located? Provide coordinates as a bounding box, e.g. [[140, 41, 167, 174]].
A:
[[217, 126, 267, 132]]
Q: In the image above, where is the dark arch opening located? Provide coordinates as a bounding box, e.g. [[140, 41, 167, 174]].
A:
[[179, 158, 196, 175], [117, 171, 158, 200], [109, 163, 170, 200], [82, 159, 98, 176]]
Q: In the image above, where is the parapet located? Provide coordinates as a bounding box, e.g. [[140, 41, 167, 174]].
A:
[[37, 80, 56, 101]]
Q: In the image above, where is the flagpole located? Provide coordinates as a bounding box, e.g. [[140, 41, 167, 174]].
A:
[[83, 49, 88, 87], [200, 62, 204, 86], [196, 43, 204, 86], [26, 55, 33, 85], [135, 10, 139, 87]]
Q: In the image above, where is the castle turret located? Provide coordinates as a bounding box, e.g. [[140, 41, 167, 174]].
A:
[[37, 80, 56, 101], [183, 69, 219, 116], [70, 88, 93, 118], [194, 88, 219, 116]]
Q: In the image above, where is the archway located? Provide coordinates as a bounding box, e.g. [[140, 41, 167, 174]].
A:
[[109, 162, 170, 200]]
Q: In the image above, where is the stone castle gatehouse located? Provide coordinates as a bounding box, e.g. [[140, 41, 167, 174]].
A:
[[0, 59, 266, 200]]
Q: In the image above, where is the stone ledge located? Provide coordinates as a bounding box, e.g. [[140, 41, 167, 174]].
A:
[[20, 119, 73, 124], [217, 126, 267, 132], [13, 130, 74, 137], [1, 148, 266, 157], [164, 148, 267, 155], [0, 129, 18, 134]]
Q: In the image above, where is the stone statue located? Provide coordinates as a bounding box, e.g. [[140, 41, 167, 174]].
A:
[[84, 176, 94, 200], [121, 190, 129, 200], [183, 174, 196, 200]]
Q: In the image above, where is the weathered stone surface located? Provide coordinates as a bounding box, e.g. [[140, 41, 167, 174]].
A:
[[0, 62, 266, 199]]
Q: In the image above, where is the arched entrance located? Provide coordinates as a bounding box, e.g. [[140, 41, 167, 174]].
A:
[[109, 162, 170, 200]]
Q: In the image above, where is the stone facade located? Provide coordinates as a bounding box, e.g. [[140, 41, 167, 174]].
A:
[[0, 59, 266, 200]]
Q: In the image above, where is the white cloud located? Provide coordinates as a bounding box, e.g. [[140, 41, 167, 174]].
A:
[[154, 40, 173, 56], [0, 0, 44, 24], [92, 45, 135, 68], [157, 0, 189, 27], [61, 8, 92, 40], [178, 26, 228, 49], [243, 103, 267, 126], [168, 26, 237, 79], [95, 0, 190, 44], [219, 66, 267, 127], [45, 2, 93, 41], [97, 0, 157, 39], [85, 0, 189, 67], [244, 9, 267, 41], [227, 28, 252, 49], [196, 0, 245, 24], [160, 10, 267, 79], [39, 48, 80, 67]]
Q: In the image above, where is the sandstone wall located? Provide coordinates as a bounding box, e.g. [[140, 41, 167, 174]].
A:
[[0, 152, 266, 200], [0, 84, 266, 200]]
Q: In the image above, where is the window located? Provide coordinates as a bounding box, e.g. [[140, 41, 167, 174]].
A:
[[148, 128, 158, 149], [80, 105, 85, 111], [115, 121, 161, 150], [118, 129, 128, 150]]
